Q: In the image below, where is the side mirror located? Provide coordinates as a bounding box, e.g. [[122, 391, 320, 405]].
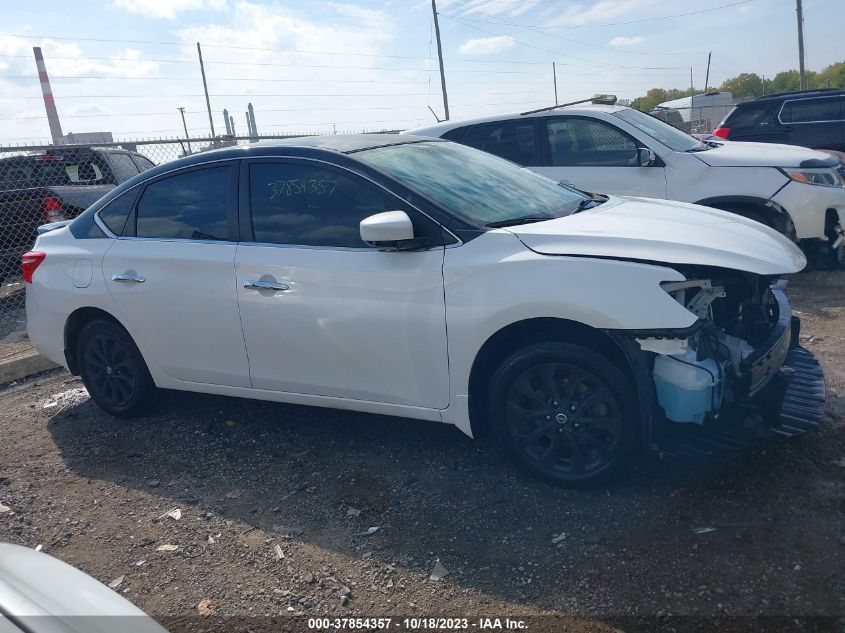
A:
[[638, 147, 657, 167], [360, 210, 415, 248]]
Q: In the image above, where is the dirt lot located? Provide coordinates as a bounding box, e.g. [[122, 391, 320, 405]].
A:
[[1, 272, 844, 633]]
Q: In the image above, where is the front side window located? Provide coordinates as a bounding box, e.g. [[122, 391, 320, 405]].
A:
[[546, 118, 639, 167], [357, 141, 588, 227], [780, 97, 843, 124], [460, 120, 538, 166], [249, 162, 401, 248], [135, 166, 230, 240]]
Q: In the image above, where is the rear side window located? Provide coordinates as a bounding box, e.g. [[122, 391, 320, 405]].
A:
[[780, 97, 843, 124], [725, 103, 772, 130], [97, 191, 136, 236], [546, 118, 638, 167], [135, 166, 230, 240], [460, 120, 538, 166], [109, 153, 140, 182]]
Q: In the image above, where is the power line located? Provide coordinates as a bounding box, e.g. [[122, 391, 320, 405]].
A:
[[439, 14, 692, 70], [446, 0, 752, 26]]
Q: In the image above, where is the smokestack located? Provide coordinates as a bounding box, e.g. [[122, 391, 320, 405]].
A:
[[229, 115, 236, 136], [33, 47, 63, 144], [223, 108, 232, 135], [248, 102, 257, 139]]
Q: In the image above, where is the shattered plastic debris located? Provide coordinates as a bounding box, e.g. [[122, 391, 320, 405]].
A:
[[430, 560, 449, 581], [0, 502, 10, 513], [34, 544, 43, 552], [693, 527, 717, 534], [108, 575, 125, 589], [158, 508, 182, 521], [197, 599, 215, 615], [207, 535, 216, 544], [274, 544, 285, 560], [156, 544, 179, 552], [346, 507, 362, 518], [41, 387, 89, 410], [552, 533, 567, 544], [224, 420, 236, 428], [225, 490, 242, 499], [357, 526, 381, 537]]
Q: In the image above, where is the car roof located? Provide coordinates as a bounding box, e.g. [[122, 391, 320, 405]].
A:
[[406, 103, 628, 137], [748, 88, 845, 103], [211, 133, 437, 156]]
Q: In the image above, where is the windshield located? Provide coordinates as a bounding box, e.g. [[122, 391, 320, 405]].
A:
[[612, 108, 708, 153], [357, 141, 588, 227]]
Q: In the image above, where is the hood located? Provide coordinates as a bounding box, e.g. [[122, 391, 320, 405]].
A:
[[508, 196, 806, 275], [694, 140, 835, 168]]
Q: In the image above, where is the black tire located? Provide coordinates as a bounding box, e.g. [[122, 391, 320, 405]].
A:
[[487, 342, 638, 487], [77, 318, 156, 417]]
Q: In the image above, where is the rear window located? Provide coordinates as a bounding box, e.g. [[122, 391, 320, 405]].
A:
[[109, 153, 141, 182], [724, 103, 773, 130], [0, 155, 109, 189], [779, 97, 843, 124]]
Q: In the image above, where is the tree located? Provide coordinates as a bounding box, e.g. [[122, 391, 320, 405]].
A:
[[817, 61, 845, 88], [718, 73, 764, 99]]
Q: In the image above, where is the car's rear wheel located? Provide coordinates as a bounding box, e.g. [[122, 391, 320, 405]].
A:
[[487, 342, 637, 487], [77, 319, 156, 417]]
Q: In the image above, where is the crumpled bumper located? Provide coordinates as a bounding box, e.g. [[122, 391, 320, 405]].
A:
[[654, 343, 826, 459]]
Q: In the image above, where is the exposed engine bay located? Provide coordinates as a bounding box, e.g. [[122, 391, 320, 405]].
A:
[[636, 267, 792, 426]]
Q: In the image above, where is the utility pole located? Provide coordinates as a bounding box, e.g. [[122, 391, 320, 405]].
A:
[[431, 0, 450, 121], [796, 0, 806, 89], [553, 62, 558, 105], [177, 107, 192, 154], [704, 51, 712, 93], [196, 42, 215, 137], [690, 67, 694, 94]]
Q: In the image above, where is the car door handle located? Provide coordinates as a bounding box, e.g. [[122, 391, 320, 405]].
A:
[[243, 280, 290, 292], [112, 273, 145, 284]]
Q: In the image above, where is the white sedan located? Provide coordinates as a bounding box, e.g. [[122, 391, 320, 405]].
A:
[[24, 135, 825, 486]]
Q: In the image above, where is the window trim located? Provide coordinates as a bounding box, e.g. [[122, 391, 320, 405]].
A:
[[121, 161, 239, 243], [458, 119, 541, 167], [238, 156, 457, 251], [540, 115, 647, 168], [777, 95, 845, 126], [93, 187, 141, 238]]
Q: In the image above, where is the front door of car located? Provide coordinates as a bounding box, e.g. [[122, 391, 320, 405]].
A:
[[102, 163, 252, 388], [534, 116, 668, 198], [234, 159, 450, 408]]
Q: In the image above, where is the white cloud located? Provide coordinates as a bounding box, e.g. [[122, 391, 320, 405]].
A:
[[609, 36, 647, 47], [458, 35, 515, 55], [112, 0, 227, 20]]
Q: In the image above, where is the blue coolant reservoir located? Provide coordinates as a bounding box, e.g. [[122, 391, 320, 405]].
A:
[[653, 348, 723, 425]]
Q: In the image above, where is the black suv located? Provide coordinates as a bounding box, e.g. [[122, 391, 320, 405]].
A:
[[714, 89, 844, 153]]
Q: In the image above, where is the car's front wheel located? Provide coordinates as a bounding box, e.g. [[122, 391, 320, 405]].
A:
[[487, 342, 637, 487], [77, 319, 156, 417]]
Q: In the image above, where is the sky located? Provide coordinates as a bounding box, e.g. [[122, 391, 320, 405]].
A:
[[0, 0, 843, 144]]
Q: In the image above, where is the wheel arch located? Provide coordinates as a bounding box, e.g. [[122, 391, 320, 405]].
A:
[[466, 317, 646, 439], [695, 195, 796, 240], [63, 306, 128, 375]]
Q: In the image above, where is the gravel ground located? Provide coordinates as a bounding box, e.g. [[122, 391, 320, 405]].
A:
[[0, 271, 844, 633]]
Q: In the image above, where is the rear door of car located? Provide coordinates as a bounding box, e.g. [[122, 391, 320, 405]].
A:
[[776, 95, 845, 151], [101, 161, 251, 387], [535, 115, 667, 197]]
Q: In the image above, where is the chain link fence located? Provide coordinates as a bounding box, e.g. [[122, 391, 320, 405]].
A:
[[1, 132, 409, 357]]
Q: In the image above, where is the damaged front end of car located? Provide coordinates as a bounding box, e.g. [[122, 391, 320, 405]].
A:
[[615, 266, 826, 458]]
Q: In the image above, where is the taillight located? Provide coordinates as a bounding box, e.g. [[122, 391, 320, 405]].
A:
[[41, 196, 65, 223], [713, 127, 730, 139], [22, 251, 46, 284]]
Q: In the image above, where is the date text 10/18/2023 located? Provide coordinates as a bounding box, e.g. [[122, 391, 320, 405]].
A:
[[307, 617, 528, 630]]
